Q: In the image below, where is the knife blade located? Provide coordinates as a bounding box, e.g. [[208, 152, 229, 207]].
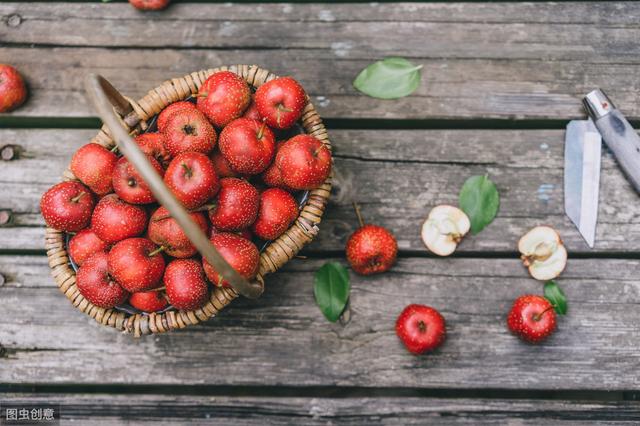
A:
[[564, 119, 602, 248]]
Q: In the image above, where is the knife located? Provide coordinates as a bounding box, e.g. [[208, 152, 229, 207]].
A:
[[564, 119, 601, 248], [564, 89, 640, 248]]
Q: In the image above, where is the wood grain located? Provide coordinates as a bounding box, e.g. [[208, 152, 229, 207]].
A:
[[2, 394, 639, 425], [3, 128, 639, 254], [4, 3, 640, 56], [2, 2, 640, 120], [1, 255, 639, 390]]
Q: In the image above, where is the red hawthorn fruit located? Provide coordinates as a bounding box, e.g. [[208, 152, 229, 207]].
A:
[[91, 194, 148, 243], [129, 289, 169, 313], [210, 149, 239, 179], [261, 162, 285, 189], [242, 97, 262, 121], [196, 71, 251, 128], [128, 0, 170, 11], [346, 224, 397, 276], [218, 118, 276, 175], [202, 232, 260, 288], [157, 101, 196, 133], [68, 228, 109, 266], [40, 181, 95, 232], [107, 237, 166, 293], [163, 152, 220, 209], [134, 132, 171, 168], [208, 178, 260, 231], [164, 258, 210, 311], [251, 188, 299, 240], [254, 77, 307, 129], [507, 295, 557, 343], [260, 140, 289, 189], [395, 304, 446, 355], [163, 108, 217, 157], [276, 134, 331, 190], [0, 64, 27, 112], [148, 206, 209, 258], [112, 155, 164, 204], [70, 143, 118, 195], [76, 252, 129, 309]]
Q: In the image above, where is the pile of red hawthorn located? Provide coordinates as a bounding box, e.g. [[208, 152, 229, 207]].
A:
[[40, 71, 331, 313]]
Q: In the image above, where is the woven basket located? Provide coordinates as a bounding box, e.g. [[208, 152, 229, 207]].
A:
[[44, 65, 332, 337]]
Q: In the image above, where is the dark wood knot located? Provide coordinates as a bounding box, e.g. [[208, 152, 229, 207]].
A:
[[1, 144, 20, 161], [6, 14, 22, 28]]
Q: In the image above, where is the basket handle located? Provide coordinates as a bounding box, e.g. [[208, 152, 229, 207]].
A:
[[84, 74, 264, 299]]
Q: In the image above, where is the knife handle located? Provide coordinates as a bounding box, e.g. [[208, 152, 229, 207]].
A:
[[593, 110, 640, 194]]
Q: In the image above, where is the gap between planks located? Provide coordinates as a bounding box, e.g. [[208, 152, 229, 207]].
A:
[[1, 393, 639, 426], [0, 116, 583, 130], [0, 385, 637, 402]]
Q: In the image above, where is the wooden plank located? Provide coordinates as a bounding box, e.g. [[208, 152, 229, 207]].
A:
[[2, 128, 639, 254], [3, 2, 639, 55], [0, 46, 600, 121], [1, 2, 640, 120], [5, 2, 640, 27], [1, 255, 639, 390], [1, 394, 639, 425]]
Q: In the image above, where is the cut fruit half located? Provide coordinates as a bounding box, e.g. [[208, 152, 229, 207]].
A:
[[518, 226, 567, 281], [421, 205, 470, 256]]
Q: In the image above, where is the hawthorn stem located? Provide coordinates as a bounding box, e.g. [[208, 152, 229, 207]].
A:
[[181, 163, 192, 178], [70, 192, 85, 203], [533, 305, 555, 322], [194, 92, 208, 98], [110, 145, 119, 153], [150, 286, 166, 292], [274, 104, 292, 127], [148, 245, 166, 257], [277, 104, 293, 113], [352, 202, 365, 228], [257, 122, 266, 140]]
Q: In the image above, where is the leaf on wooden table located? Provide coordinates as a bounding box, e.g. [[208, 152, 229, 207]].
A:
[[314, 262, 350, 322], [459, 175, 500, 234], [353, 58, 422, 99], [544, 280, 568, 315]]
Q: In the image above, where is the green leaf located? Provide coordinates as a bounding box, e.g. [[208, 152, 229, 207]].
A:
[[353, 57, 422, 99], [544, 280, 568, 315], [314, 262, 350, 322], [458, 175, 500, 234]]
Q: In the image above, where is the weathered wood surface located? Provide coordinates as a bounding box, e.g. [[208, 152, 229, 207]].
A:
[[2, 394, 639, 425], [1, 255, 639, 390], [1, 0, 639, 415], [2, 2, 640, 120], [2, 128, 639, 254]]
